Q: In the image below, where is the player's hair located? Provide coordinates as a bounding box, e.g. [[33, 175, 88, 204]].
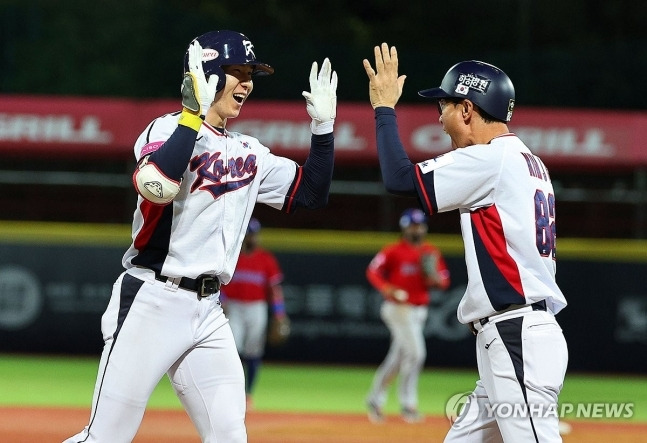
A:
[[474, 105, 504, 124], [441, 98, 505, 124]]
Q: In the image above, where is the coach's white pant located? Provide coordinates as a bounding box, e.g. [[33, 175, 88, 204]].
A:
[[445, 310, 568, 443], [63, 270, 246, 443], [367, 301, 428, 410]]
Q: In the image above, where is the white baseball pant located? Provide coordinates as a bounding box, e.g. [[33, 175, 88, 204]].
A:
[[63, 269, 246, 443], [445, 309, 568, 442]]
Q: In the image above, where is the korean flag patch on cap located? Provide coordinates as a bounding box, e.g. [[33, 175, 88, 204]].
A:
[[455, 84, 469, 95]]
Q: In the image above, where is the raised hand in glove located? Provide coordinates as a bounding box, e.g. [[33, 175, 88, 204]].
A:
[[302, 58, 338, 135], [181, 40, 219, 118]]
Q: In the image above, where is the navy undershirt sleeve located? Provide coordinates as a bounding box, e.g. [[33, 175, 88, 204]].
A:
[[285, 132, 334, 211], [146, 124, 198, 181], [375, 107, 417, 196]]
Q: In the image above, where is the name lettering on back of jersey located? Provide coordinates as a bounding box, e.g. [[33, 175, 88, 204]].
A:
[[521, 152, 550, 182], [418, 152, 455, 174], [189, 152, 257, 197]]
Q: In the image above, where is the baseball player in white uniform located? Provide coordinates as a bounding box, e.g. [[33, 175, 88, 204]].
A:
[[64, 30, 337, 443], [363, 44, 568, 442]]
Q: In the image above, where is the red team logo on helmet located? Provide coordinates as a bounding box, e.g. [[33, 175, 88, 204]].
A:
[[202, 49, 219, 61]]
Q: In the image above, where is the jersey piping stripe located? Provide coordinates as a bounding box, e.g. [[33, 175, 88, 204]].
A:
[[490, 132, 517, 141], [415, 165, 437, 214], [202, 121, 228, 137], [284, 166, 303, 214], [144, 118, 159, 143], [496, 317, 540, 442], [471, 205, 526, 309]]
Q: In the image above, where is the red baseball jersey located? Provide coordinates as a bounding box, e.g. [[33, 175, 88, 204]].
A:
[[223, 248, 283, 303], [366, 239, 450, 305]]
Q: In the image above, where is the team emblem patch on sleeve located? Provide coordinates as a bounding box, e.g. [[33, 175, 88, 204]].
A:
[[418, 152, 455, 174], [143, 181, 164, 198]]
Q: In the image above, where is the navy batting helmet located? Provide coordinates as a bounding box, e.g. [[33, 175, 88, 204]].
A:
[[246, 217, 262, 235], [418, 60, 515, 122], [184, 30, 274, 92], [399, 208, 427, 229]]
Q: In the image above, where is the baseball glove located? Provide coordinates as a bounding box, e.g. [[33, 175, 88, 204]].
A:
[[267, 316, 291, 347]]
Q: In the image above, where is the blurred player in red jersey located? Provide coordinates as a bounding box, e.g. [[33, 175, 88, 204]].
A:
[[222, 217, 287, 409], [365, 208, 451, 423]]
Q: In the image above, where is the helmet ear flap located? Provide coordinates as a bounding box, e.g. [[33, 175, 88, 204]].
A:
[[211, 71, 226, 93]]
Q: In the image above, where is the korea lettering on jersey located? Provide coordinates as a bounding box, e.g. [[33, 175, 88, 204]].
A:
[[122, 112, 298, 285], [413, 134, 567, 324]]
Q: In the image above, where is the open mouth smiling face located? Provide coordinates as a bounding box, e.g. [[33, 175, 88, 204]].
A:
[[233, 92, 246, 104]]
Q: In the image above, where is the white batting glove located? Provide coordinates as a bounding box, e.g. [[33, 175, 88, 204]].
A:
[[302, 58, 337, 135], [181, 41, 219, 117]]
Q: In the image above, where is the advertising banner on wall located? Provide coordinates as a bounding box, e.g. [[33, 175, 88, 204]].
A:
[[1, 95, 646, 168], [1, 242, 646, 373]]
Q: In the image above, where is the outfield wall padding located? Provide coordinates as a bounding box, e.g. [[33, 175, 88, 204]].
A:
[[0, 223, 646, 373]]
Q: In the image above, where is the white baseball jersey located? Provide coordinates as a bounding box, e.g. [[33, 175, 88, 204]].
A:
[[122, 112, 298, 284], [413, 133, 567, 324]]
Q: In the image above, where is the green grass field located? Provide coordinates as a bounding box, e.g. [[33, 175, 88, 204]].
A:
[[1, 354, 646, 423]]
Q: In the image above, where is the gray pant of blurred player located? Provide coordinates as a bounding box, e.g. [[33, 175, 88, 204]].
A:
[[444, 309, 568, 442], [367, 301, 428, 411], [226, 299, 268, 397], [226, 300, 268, 358]]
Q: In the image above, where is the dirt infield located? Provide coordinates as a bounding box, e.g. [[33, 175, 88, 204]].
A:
[[1, 406, 646, 442]]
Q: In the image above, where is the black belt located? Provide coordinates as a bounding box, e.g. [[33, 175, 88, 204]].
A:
[[155, 273, 221, 299], [479, 299, 547, 326]]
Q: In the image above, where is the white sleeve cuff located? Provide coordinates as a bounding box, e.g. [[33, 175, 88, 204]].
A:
[[310, 119, 334, 135]]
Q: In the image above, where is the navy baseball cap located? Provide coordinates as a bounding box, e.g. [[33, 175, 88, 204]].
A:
[[399, 208, 427, 229], [246, 217, 261, 234]]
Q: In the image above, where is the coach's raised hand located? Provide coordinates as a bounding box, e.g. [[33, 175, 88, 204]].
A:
[[302, 58, 337, 135], [181, 40, 219, 119], [363, 43, 407, 110]]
